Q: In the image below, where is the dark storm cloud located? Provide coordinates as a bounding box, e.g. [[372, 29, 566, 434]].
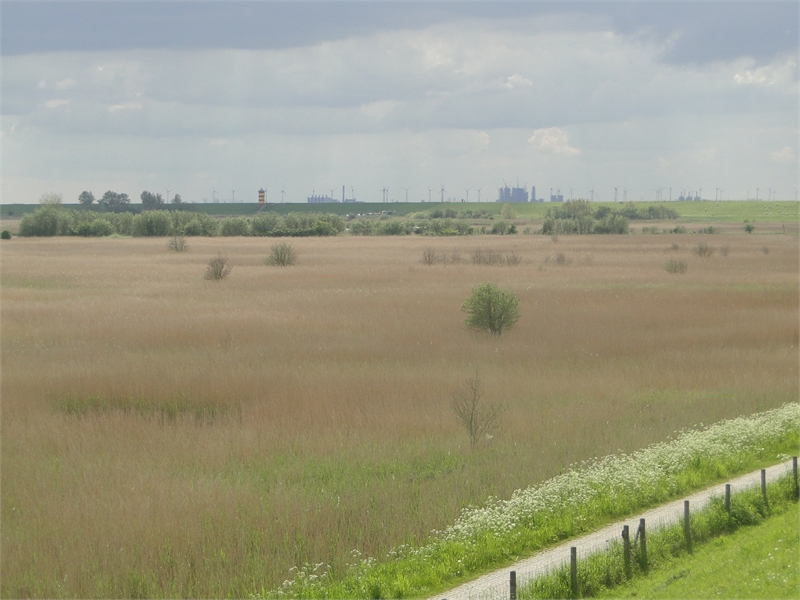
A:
[[3, 1, 797, 65]]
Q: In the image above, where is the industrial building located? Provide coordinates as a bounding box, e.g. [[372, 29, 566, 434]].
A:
[[497, 183, 529, 203]]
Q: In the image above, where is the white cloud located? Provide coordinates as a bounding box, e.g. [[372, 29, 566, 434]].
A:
[[505, 73, 532, 89], [54, 78, 77, 89], [43, 99, 69, 109], [108, 102, 142, 113], [528, 127, 580, 156], [770, 146, 796, 164]]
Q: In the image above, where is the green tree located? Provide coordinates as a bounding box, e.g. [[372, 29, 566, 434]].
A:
[[461, 282, 520, 335], [39, 192, 62, 206], [99, 191, 130, 212], [171, 193, 183, 205], [140, 190, 164, 210], [78, 191, 95, 207]]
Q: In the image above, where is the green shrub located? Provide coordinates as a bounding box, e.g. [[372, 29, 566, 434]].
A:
[[18, 205, 75, 236], [250, 213, 280, 236], [461, 282, 520, 335], [744, 222, 755, 234], [90, 218, 114, 237], [349, 220, 374, 236], [132, 211, 173, 237], [219, 217, 250, 236], [1, 230, 11, 240], [265, 242, 296, 266]]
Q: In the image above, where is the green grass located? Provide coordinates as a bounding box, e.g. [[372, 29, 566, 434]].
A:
[[599, 497, 799, 599], [522, 476, 799, 599]]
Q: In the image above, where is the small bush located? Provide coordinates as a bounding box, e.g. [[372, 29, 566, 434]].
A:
[[1, 230, 11, 240], [461, 282, 520, 335], [762, 246, 770, 254], [670, 243, 680, 251], [720, 245, 729, 257], [265, 242, 297, 266], [664, 259, 688, 274], [204, 254, 232, 280], [219, 217, 250, 237], [694, 242, 714, 257], [422, 247, 437, 265], [744, 222, 755, 234], [167, 236, 187, 252]]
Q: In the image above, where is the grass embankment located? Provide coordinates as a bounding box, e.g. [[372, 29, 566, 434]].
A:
[[2, 234, 798, 598], [522, 477, 799, 599], [602, 502, 799, 599]]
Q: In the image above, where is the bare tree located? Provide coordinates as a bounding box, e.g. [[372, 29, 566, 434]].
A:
[[451, 373, 506, 449]]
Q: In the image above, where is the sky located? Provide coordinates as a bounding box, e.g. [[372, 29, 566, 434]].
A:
[[2, 1, 798, 204]]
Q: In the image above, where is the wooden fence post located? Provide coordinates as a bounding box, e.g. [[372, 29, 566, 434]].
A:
[[509, 570, 516, 600], [724, 483, 731, 514], [684, 500, 692, 553], [794, 457, 799, 499], [638, 518, 647, 570], [570, 546, 578, 599], [622, 524, 631, 579], [761, 469, 768, 508]]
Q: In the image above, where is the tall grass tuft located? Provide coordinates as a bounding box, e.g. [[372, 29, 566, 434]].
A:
[[664, 259, 688, 274], [265, 242, 297, 266], [694, 242, 714, 257]]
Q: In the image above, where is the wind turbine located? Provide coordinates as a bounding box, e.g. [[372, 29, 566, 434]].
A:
[[280, 188, 286, 203], [402, 186, 410, 202], [589, 187, 596, 202], [427, 187, 433, 203], [614, 187, 618, 202], [440, 184, 446, 203], [232, 189, 235, 203], [166, 188, 171, 203], [476, 187, 482, 202], [329, 188, 336, 202], [463, 187, 471, 202], [568, 185, 576, 200]]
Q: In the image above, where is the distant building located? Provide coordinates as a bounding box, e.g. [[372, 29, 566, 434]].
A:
[[497, 184, 529, 203], [307, 194, 340, 204], [531, 186, 543, 202], [550, 190, 564, 202]]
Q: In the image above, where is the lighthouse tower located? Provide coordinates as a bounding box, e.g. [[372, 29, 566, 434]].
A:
[[258, 188, 266, 205]]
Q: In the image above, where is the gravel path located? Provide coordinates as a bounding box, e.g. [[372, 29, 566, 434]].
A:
[[430, 459, 795, 600]]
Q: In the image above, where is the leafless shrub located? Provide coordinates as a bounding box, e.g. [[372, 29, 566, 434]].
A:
[[204, 254, 232, 280], [694, 242, 714, 257], [422, 247, 437, 265], [265, 242, 297, 266], [167, 236, 187, 252], [762, 246, 770, 255], [451, 373, 505, 449]]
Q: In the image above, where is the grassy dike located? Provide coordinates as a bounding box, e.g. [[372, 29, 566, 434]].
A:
[[257, 404, 799, 599], [523, 476, 798, 599]]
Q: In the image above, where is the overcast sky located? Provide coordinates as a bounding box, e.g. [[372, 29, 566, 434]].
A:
[[2, 1, 797, 204]]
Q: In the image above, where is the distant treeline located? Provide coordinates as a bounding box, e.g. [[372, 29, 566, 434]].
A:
[[541, 200, 679, 235], [17, 206, 346, 237]]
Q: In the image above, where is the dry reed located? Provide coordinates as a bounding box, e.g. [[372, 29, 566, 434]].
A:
[[2, 234, 797, 597]]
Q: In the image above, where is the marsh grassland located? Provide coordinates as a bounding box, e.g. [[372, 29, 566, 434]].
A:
[[2, 233, 798, 597]]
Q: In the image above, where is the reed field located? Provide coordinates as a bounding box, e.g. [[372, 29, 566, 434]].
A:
[[1, 231, 798, 597]]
